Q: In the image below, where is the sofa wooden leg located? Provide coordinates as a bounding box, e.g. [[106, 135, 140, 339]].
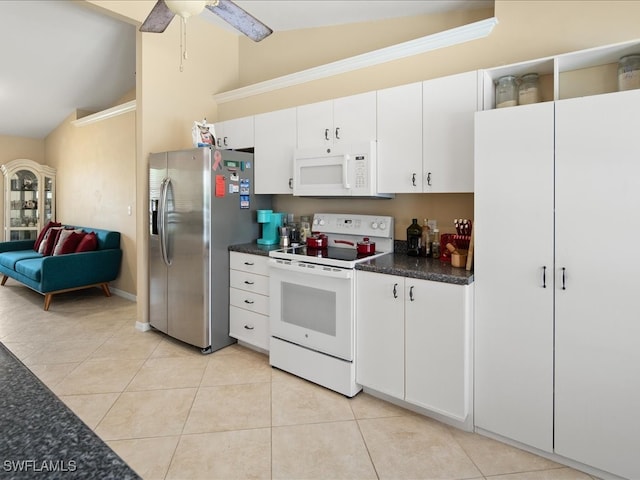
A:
[[44, 294, 53, 311], [1, 275, 7, 286], [101, 283, 112, 297]]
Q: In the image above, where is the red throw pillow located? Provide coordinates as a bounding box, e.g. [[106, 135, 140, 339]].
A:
[[53, 230, 85, 256], [75, 232, 98, 252], [34, 221, 61, 252], [38, 226, 64, 256]]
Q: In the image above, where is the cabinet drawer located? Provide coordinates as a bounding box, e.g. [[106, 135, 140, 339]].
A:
[[230, 306, 269, 351], [230, 269, 269, 296], [229, 252, 269, 276], [229, 288, 269, 315]]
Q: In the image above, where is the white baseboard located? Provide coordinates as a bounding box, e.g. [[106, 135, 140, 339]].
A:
[[110, 287, 136, 303], [135, 321, 151, 332]]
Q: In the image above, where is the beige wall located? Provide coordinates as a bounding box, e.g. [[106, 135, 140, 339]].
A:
[[70, 0, 640, 322], [44, 109, 137, 295]]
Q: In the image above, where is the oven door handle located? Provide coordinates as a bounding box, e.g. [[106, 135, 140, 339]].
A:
[[269, 258, 354, 279]]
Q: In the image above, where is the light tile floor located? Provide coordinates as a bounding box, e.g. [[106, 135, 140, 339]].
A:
[[0, 284, 597, 480]]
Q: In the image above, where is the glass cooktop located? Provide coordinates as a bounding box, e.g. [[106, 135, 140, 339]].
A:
[[275, 245, 380, 262]]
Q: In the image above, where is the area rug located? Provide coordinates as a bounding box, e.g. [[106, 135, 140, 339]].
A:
[[0, 342, 140, 479]]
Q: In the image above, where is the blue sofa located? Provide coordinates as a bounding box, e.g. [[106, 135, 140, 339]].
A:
[[0, 227, 122, 310]]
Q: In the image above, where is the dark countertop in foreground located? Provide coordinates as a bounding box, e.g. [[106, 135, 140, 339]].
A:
[[0, 342, 140, 480], [229, 243, 473, 285], [356, 253, 473, 285]]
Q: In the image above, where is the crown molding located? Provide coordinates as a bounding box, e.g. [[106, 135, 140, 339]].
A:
[[71, 100, 136, 127], [213, 17, 498, 104]]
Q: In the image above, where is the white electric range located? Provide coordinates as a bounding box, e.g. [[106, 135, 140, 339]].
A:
[[268, 213, 394, 397]]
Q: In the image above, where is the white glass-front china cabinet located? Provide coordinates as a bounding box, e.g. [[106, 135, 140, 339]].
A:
[[1, 159, 56, 241]]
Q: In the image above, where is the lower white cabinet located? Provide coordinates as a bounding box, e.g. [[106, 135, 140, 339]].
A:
[[229, 252, 270, 351], [356, 270, 473, 423]]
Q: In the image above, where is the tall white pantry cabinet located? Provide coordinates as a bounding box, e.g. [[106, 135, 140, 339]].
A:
[[474, 89, 640, 479]]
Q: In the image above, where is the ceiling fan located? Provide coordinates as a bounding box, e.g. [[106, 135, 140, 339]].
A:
[[140, 0, 273, 42]]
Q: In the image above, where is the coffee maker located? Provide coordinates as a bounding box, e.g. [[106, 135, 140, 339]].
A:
[[257, 210, 285, 245]]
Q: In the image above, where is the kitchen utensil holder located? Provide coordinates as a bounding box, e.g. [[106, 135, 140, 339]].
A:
[[439, 234, 471, 261]]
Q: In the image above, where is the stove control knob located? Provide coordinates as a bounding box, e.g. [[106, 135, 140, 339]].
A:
[[370, 221, 378, 229], [378, 221, 387, 230], [319, 219, 326, 226]]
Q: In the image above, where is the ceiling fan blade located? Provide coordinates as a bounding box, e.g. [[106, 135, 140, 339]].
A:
[[140, 0, 176, 33], [206, 0, 273, 42]]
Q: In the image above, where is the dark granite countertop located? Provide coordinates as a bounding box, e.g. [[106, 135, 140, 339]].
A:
[[229, 242, 473, 285], [0, 343, 140, 480], [356, 253, 474, 285], [229, 242, 280, 256]]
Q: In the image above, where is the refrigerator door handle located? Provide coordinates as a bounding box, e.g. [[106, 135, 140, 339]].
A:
[[159, 177, 172, 266]]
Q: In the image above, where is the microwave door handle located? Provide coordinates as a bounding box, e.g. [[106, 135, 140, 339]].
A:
[[343, 154, 351, 189]]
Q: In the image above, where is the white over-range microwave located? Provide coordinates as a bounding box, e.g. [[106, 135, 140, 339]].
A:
[[292, 141, 393, 198]]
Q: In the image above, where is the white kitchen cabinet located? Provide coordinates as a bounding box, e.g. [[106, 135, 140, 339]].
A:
[[356, 270, 473, 423], [474, 102, 555, 453], [356, 271, 404, 399], [475, 91, 640, 478], [422, 71, 478, 193], [214, 116, 254, 150], [377, 82, 423, 192], [405, 278, 472, 421], [254, 107, 296, 194], [296, 91, 376, 149], [553, 90, 640, 479], [229, 252, 270, 351]]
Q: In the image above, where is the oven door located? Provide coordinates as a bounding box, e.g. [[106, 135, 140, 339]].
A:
[[269, 259, 355, 361]]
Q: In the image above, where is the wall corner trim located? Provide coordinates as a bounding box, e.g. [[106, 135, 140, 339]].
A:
[[213, 17, 498, 104], [71, 100, 136, 127]]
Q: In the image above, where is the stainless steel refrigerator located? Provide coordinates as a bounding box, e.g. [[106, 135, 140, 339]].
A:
[[148, 147, 271, 353]]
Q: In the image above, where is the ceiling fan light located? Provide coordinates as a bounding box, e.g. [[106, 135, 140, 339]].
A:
[[165, 0, 207, 20]]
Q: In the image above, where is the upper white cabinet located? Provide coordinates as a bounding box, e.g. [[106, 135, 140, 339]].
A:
[[480, 38, 640, 110], [422, 71, 478, 193], [214, 116, 254, 150], [296, 91, 376, 149], [475, 90, 640, 478], [1, 159, 56, 242], [254, 107, 297, 194], [377, 82, 423, 192]]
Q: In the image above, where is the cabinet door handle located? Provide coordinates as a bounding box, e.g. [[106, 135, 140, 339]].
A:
[[426, 172, 432, 186], [412, 173, 416, 186], [244, 280, 255, 285], [244, 299, 255, 304], [244, 325, 254, 330], [393, 283, 398, 299], [335, 127, 340, 139], [289, 177, 293, 189], [244, 261, 254, 266], [223, 136, 228, 147], [325, 128, 330, 140], [409, 285, 415, 302], [561, 267, 566, 290], [542, 266, 547, 288]]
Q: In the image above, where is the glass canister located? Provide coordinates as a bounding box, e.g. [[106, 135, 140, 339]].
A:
[[495, 75, 518, 108], [518, 73, 540, 105], [618, 54, 640, 91]]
